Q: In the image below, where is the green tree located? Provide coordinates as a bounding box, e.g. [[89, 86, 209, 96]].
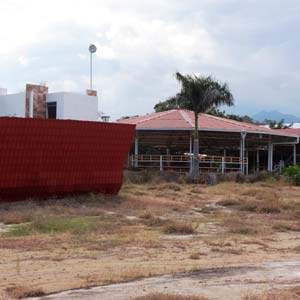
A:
[[173, 72, 234, 177], [154, 96, 178, 112], [264, 119, 292, 129]]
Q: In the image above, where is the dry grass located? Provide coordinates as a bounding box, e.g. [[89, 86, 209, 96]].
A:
[[1, 179, 300, 299], [132, 294, 207, 300], [222, 216, 261, 235], [243, 286, 300, 300], [5, 285, 45, 299], [163, 221, 195, 235]]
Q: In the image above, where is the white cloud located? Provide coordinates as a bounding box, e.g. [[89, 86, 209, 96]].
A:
[[0, 0, 300, 119], [18, 56, 29, 66]]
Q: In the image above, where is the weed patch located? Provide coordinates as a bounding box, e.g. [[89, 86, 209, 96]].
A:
[[163, 221, 195, 235]]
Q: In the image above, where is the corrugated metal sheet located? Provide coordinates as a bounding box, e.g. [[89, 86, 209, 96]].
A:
[[0, 117, 135, 200]]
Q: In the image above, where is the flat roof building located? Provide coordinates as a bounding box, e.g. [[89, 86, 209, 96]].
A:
[[0, 84, 99, 121]]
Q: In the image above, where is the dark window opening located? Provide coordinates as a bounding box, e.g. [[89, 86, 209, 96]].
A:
[[47, 102, 57, 119]]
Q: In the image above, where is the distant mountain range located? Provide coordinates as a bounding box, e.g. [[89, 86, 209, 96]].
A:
[[252, 110, 300, 123]]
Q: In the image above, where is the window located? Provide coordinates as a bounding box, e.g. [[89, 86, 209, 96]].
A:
[[47, 102, 57, 119]]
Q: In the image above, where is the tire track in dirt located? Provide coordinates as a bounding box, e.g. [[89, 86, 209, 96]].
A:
[[29, 260, 300, 300]]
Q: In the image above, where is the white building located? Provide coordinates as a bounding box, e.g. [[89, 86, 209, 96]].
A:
[[0, 84, 99, 121]]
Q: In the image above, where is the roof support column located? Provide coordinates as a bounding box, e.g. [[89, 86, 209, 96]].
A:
[[134, 133, 139, 168], [246, 150, 249, 175], [189, 133, 193, 173], [222, 149, 226, 174], [240, 131, 247, 174], [293, 144, 297, 166], [256, 149, 260, 173], [267, 136, 273, 172]]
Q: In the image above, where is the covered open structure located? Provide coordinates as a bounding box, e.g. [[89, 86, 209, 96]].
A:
[[118, 109, 299, 174], [275, 128, 300, 166]]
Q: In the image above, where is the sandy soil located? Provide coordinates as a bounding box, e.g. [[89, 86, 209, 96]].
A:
[[28, 260, 300, 300], [1, 180, 300, 299]]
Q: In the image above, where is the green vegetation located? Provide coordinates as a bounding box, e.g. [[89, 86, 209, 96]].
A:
[[284, 165, 300, 186], [3, 216, 112, 237], [155, 72, 234, 178]]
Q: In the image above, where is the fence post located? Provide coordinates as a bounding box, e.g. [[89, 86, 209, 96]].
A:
[[160, 155, 163, 172]]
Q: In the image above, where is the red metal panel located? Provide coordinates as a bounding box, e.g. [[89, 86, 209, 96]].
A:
[[0, 117, 135, 201]]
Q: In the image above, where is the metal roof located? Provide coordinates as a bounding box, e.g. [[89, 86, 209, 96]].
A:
[[118, 109, 298, 137]]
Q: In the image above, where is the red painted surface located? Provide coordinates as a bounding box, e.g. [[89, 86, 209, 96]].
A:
[[0, 118, 135, 200]]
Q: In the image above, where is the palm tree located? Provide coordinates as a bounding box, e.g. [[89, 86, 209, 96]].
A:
[[174, 72, 234, 178]]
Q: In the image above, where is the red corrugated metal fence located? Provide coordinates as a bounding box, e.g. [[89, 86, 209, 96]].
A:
[[0, 117, 135, 200]]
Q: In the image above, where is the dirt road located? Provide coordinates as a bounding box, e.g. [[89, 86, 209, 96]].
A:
[[30, 260, 300, 300]]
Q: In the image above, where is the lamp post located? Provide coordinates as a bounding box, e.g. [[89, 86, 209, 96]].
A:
[[89, 44, 97, 90]]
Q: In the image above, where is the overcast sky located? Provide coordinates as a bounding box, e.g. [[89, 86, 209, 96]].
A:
[[0, 0, 300, 120]]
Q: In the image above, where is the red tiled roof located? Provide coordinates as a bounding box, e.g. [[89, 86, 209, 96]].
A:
[[118, 109, 294, 135], [277, 128, 300, 136]]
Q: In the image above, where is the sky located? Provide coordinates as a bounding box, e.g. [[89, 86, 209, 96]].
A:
[[0, 0, 300, 120]]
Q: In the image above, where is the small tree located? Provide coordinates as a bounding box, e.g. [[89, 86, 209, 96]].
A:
[[264, 119, 292, 129], [171, 73, 234, 178]]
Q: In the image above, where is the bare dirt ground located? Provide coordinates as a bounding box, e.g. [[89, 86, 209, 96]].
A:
[[1, 177, 300, 299], [28, 260, 300, 300]]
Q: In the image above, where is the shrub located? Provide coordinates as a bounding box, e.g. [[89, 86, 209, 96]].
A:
[[284, 165, 300, 186], [218, 171, 275, 184]]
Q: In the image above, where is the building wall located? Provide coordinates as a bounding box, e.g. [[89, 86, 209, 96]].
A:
[[0, 90, 98, 121], [47, 92, 98, 121], [0, 93, 26, 117], [25, 84, 48, 118]]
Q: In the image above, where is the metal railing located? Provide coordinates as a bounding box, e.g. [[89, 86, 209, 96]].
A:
[[131, 155, 248, 174]]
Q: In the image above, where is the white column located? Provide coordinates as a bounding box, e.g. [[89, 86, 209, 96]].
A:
[[293, 144, 297, 166], [267, 137, 273, 172], [240, 131, 247, 174], [221, 157, 225, 174], [240, 138, 243, 173], [134, 134, 139, 168]]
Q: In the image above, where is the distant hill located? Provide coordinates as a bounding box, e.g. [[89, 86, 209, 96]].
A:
[[253, 110, 300, 123]]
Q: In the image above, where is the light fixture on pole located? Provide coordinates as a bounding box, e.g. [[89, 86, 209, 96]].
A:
[[89, 44, 97, 90]]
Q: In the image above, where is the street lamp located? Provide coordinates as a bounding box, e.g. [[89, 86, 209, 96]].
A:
[[89, 44, 97, 90]]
